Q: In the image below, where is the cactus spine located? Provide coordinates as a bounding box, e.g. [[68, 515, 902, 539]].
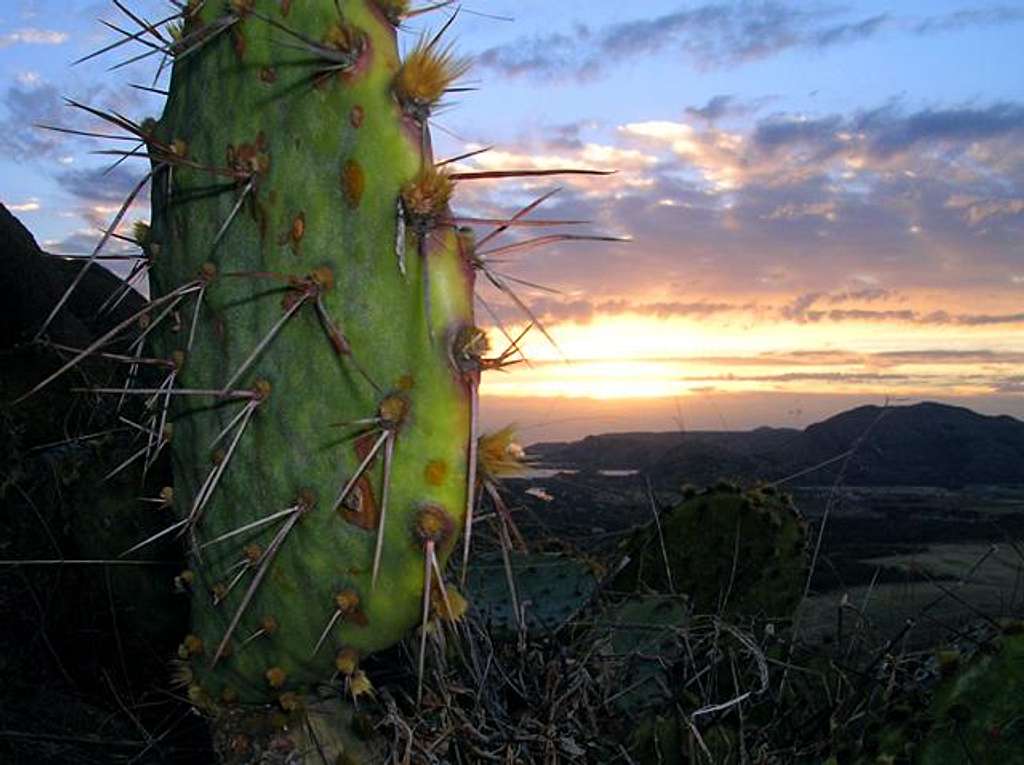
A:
[[144, 0, 478, 712]]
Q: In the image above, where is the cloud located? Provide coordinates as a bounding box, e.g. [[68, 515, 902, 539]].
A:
[[475, 30, 589, 80], [15, 71, 42, 86], [679, 371, 913, 384], [685, 95, 737, 122], [453, 93, 1024, 329], [0, 82, 70, 160], [764, 201, 837, 221], [753, 115, 845, 154], [860, 102, 1024, 156], [946, 311, 1024, 326], [2, 197, 41, 212], [521, 348, 1024, 369], [872, 349, 1024, 365], [57, 164, 149, 208], [476, 5, 1024, 80], [945, 194, 1024, 225], [597, 3, 825, 66], [812, 14, 890, 47], [618, 120, 749, 189], [992, 376, 1024, 394], [490, 289, 1024, 331], [46, 164, 151, 254], [801, 309, 1024, 326], [500, 297, 749, 325], [780, 292, 825, 321], [0, 78, 152, 162], [475, 4, 868, 80], [912, 6, 1024, 34], [0, 27, 68, 49], [780, 289, 897, 320]]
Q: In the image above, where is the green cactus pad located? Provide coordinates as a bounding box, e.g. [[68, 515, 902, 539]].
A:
[[615, 485, 810, 619], [147, 0, 476, 706], [466, 551, 601, 635], [916, 627, 1024, 764]]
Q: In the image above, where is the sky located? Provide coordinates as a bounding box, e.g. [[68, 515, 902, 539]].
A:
[[2, 1, 1023, 441]]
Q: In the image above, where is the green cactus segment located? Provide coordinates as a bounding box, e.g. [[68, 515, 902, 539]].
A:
[[843, 623, 1024, 765], [466, 551, 600, 635], [148, 1, 474, 704], [615, 485, 809, 619], [915, 628, 1024, 764]]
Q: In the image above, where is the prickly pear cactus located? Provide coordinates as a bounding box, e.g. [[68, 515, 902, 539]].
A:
[[851, 622, 1024, 765], [143, 0, 479, 721], [615, 484, 809, 619], [917, 626, 1024, 763], [466, 551, 600, 635]]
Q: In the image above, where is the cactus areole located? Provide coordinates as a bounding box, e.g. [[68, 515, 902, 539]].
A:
[[148, 0, 478, 711]]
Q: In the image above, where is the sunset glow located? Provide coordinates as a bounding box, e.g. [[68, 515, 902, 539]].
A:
[[2, 0, 1022, 439], [481, 312, 1024, 401]]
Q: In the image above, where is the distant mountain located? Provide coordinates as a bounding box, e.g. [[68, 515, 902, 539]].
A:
[[529, 402, 1024, 488]]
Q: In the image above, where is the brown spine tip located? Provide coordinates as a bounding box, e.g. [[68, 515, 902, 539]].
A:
[[432, 583, 469, 622], [348, 670, 373, 698], [259, 66, 278, 83], [229, 135, 271, 178], [394, 39, 470, 121], [378, 393, 409, 428], [182, 634, 204, 656], [187, 684, 212, 709], [372, 0, 410, 25], [452, 325, 489, 371], [253, 378, 272, 400], [323, 22, 364, 61], [414, 503, 454, 545], [401, 166, 454, 232], [334, 647, 360, 675], [132, 220, 151, 246], [261, 615, 279, 635], [334, 589, 360, 614], [478, 427, 528, 479], [174, 569, 193, 591], [350, 105, 365, 128], [296, 488, 318, 511], [265, 666, 288, 688], [278, 692, 302, 711], [310, 265, 334, 291]]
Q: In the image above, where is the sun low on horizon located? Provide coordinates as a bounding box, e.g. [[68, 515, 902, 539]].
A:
[[2, 0, 1022, 441]]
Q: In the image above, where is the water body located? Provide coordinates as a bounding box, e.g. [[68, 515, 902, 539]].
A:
[[521, 467, 640, 479]]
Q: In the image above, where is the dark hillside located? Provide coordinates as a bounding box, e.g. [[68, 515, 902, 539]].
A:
[[530, 402, 1024, 487]]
